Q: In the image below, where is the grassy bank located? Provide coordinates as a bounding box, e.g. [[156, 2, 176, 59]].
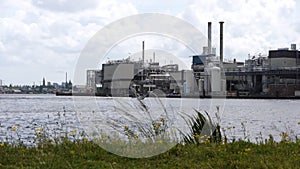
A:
[[0, 139, 300, 169], [1, 105, 299, 168]]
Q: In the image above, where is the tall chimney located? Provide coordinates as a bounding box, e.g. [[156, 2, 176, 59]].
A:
[[141, 41, 145, 81], [65, 72, 68, 88], [219, 21, 224, 63], [142, 41, 145, 67], [208, 22, 212, 55]]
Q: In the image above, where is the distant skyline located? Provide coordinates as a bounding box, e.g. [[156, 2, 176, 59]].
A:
[[1, 0, 300, 85]]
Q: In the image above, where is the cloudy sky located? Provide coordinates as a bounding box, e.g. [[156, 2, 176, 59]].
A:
[[1, 0, 300, 85]]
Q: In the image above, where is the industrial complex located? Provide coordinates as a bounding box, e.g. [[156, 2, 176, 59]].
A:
[[81, 22, 300, 98]]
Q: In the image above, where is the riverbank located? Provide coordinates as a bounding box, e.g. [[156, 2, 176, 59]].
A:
[[0, 139, 299, 168], [56, 92, 300, 99]]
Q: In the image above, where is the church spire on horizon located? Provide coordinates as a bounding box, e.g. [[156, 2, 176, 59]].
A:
[[42, 77, 45, 87]]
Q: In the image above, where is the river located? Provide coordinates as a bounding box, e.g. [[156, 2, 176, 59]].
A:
[[0, 94, 299, 145]]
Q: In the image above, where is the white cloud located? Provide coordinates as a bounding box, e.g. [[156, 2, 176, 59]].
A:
[[179, 0, 300, 61], [1, 0, 300, 84], [31, 0, 99, 13], [0, 41, 5, 52], [0, 0, 138, 84]]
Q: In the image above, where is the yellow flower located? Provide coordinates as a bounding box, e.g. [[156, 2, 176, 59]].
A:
[[153, 122, 161, 130], [71, 129, 77, 135], [204, 139, 210, 144], [37, 134, 41, 138], [193, 133, 200, 138], [11, 126, 17, 131], [0, 143, 4, 147], [244, 148, 251, 152], [112, 162, 117, 165], [133, 135, 138, 140], [35, 128, 43, 132], [158, 140, 163, 144], [280, 132, 288, 141], [83, 137, 88, 142], [124, 125, 129, 131], [69, 150, 75, 155]]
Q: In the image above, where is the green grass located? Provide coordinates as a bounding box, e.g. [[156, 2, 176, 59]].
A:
[[0, 139, 300, 169]]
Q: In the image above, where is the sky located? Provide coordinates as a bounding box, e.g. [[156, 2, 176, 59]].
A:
[[1, 0, 300, 85]]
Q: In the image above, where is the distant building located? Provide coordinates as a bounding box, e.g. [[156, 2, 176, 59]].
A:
[[52, 83, 59, 89], [191, 46, 226, 97], [101, 61, 140, 96], [0, 80, 3, 94], [86, 70, 102, 93], [162, 64, 178, 72], [225, 44, 300, 97], [269, 47, 299, 68]]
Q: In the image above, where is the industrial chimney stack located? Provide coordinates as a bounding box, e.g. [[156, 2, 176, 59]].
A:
[[208, 22, 212, 55], [219, 21, 224, 63], [142, 41, 145, 66]]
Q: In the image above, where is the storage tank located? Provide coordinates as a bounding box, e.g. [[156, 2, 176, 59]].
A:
[[204, 67, 211, 96], [185, 70, 194, 94], [211, 66, 221, 92]]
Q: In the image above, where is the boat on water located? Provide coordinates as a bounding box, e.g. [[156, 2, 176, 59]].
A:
[[55, 91, 72, 96]]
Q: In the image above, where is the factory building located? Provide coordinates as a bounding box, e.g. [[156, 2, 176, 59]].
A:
[[85, 21, 226, 98], [269, 45, 299, 68], [191, 22, 227, 97], [225, 44, 300, 97], [86, 70, 102, 93], [85, 58, 201, 97], [84, 20, 300, 98], [101, 60, 142, 96]]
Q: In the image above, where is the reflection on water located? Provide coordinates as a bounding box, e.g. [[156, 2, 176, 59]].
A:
[[0, 94, 299, 144]]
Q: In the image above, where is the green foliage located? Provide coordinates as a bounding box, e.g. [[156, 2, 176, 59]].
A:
[[0, 139, 299, 168], [181, 109, 222, 145], [105, 97, 177, 144]]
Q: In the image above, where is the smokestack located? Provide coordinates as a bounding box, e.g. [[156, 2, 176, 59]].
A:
[[141, 41, 145, 81], [65, 72, 68, 88], [208, 22, 212, 55], [142, 41, 145, 67], [153, 52, 155, 62], [219, 21, 224, 63]]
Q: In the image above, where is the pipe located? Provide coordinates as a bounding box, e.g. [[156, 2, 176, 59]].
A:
[[208, 22, 212, 55], [219, 21, 224, 63]]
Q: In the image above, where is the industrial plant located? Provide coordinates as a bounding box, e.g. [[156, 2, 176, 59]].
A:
[[82, 22, 300, 98]]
